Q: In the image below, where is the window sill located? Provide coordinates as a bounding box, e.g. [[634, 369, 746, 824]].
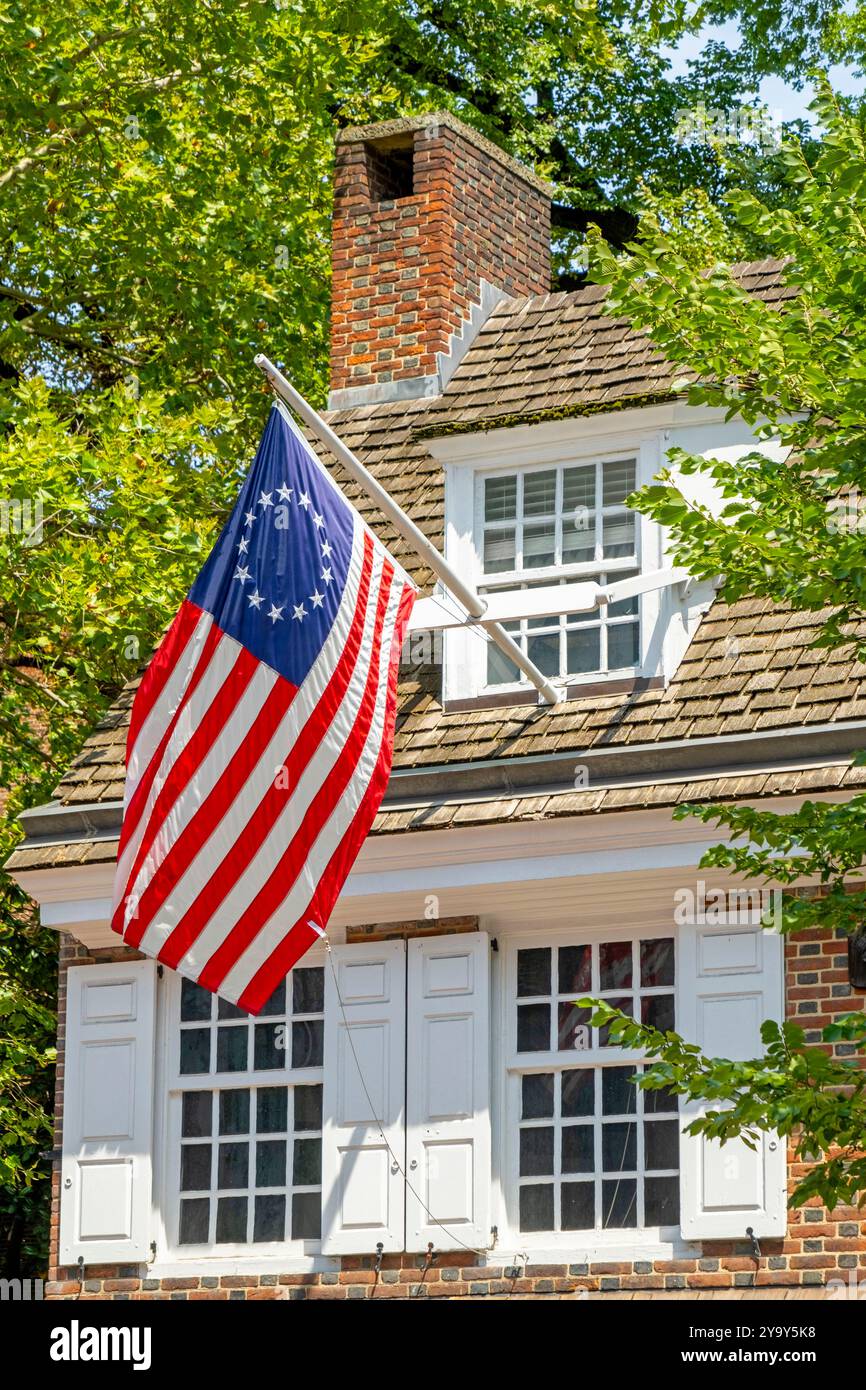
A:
[[492, 1230, 697, 1265], [443, 674, 664, 714], [150, 1251, 336, 1279]]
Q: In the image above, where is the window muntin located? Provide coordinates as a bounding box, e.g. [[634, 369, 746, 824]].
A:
[[480, 458, 639, 687], [511, 936, 679, 1236], [175, 969, 324, 1249]]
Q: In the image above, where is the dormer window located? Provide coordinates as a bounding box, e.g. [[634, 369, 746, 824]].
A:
[[478, 457, 641, 686]]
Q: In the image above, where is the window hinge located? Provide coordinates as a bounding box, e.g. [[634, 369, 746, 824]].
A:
[[157, 964, 164, 979], [149, 1240, 157, 1265], [491, 938, 498, 953]]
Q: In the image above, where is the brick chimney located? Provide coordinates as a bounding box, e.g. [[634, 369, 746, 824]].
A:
[[328, 112, 552, 410]]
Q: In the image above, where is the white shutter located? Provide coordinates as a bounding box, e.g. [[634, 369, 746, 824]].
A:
[[60, 960, 157, 1265], [678, 921, 786, 1239], [405, 932, 490, 1251], [321, 940, 406, 1254]]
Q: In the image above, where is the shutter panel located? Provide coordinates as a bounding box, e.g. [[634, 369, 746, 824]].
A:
[[59, 960, 157, 1265], [678, 921, 786, 1239], [405, 932, 490, 1252], [321, 940, 406, 1254]]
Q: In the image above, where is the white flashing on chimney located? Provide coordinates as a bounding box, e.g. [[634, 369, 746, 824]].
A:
[[327, 278, 508, 411]]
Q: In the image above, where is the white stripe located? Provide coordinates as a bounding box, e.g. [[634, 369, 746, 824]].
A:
[[219, 575, 406, 1002], [122, 515, 366, 927], [158, 546, 394, 977], [134, 520, 375, 957], [124, 609, 214, 805], [112, 629, 250, 916]]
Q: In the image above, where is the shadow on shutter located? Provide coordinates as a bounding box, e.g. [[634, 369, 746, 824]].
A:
[[677, 921, 787, 1240]]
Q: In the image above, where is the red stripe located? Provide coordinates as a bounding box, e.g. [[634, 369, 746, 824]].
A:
[[137, 533, 376, 964], [124, 601, 205, 766], [112, 644, 263, 937], [117, 614, 222, 863], [198, 557, 396, 995], [238, 580, 416, 1013]]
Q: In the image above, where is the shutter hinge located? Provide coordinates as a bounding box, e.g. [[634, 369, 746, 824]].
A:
[[149, 1240, 157, 1264], [157, 964, 164, 979], [491, 938, 498, 953]]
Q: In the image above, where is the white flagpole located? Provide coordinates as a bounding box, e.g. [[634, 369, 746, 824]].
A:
[[254, 353, 561, 706]]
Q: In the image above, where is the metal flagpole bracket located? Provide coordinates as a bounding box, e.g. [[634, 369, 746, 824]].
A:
[[254, 353, 561, 706]]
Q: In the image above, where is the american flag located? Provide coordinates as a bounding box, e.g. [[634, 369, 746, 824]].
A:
[[111, 402, 416, 1013]]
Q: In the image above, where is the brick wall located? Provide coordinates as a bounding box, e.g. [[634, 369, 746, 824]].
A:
[[329, 113, 551, 404], [45, 928, 866, 1300]]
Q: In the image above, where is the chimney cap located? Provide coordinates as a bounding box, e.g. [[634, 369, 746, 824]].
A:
[[336, 110, 553, 197]]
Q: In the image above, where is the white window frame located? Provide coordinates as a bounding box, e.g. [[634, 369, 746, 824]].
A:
[[442, 425, 668, 702], [160, 953, 326, 1262], [495, 924, 682, 1254]]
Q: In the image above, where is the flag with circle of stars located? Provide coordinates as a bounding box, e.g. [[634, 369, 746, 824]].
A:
[[112, 400, 417, 1014]]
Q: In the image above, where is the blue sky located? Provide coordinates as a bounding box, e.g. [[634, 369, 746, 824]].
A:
[[664, 19, 864, 123]]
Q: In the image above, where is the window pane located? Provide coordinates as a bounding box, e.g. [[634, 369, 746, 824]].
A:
[[521, 1073, 554, 1120], [181, 1144, 211, 1192], [215, 1196, 247, 1243], [602, 1122, 636, 1171], [255, 1140, 287, 1188], [526, 630, 559, 675], [216, 1025, 248, 1073], [523, 469, 556, 516], [561, 1124, 594, 1174], [561, 1068, 595, 1118], [607, 583, 639, 619], [566, 626, 601, 674], [256, 1087, 288, 1134], [484, 527, 516, 573], [602, 511, 635, 558], [523, 521, 555, 569], [599, 941, 632, 990], [642, 994, 675, 1032], [644, 1120, 679, 1171], [644, 1083, 679, 1115], [519, 1127, 554, 1177], [602, 1067, 637, 1116], [254, 1022, 285, 1071], [557, 1002, 592, 1052], [293, 1137, 323, 1186], [182, 1091, 212, 1138], [293, 968, 324, 1015], [254, 1195, 286, 1242], [258, 981, 286, 1018], [603, 459, 635, 505], [484, 475, 517, 523], [292, 1192, 321, 1240], [180, 1029, 211, 1076], [563, 465, 595, 512], [218, 1142, 249, 1189], [181, 979, 212, 1022], [645, 1176, 680, 1226], [608, 621, 640, 670], [294, 1084, 323, 1132], [602, 1178, 637, 1228], [558, 944, 591, 994], [292, 1019, 324, 1069], [517, 948, 550, 997], [219, 1089, 250, 1136], [179, 1198, 210, 1245], [640, 938, 675, 988], [562, 523, 596, 566], [519, 1184, 554, 1232], [218, 997, 248, 1021], [599, 996, 633, 1047], [561, 1181, 595, 1231], [487, 640, 521, 686]]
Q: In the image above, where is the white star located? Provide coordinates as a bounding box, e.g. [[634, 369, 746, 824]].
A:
[[313, 511, 325, 529], [267, 603, 284, 623], [298, 491, 311, 510], [277, 482, 294, 502], [258, 490, 274, 509], [248, 589, 264, 609], [321, 540, 333, 558], [292, 603, 307, 621], [238, 536, 249, 554], [322, 567, 333, 584], [234, 565, 251, 583], [310, 590, 324, 608], [244, 511, 256, 527]]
